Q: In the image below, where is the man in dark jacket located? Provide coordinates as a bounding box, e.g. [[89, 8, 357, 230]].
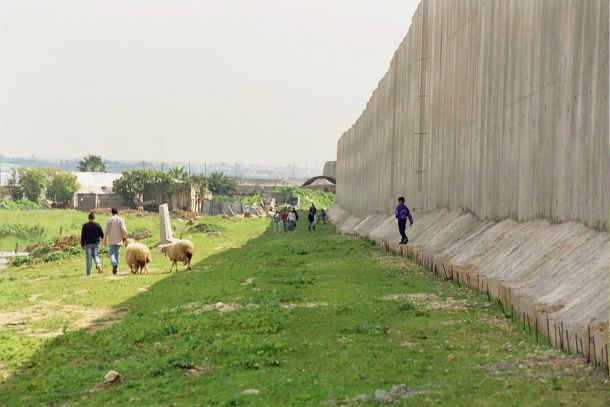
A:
[[395, 197, 413, 245], [81, 211, 104, 275], [308, 211, 316, 232], [309, 204, 317, 224]]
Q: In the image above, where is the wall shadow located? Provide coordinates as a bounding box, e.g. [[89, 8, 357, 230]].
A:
[[0, 218, 307, 404]]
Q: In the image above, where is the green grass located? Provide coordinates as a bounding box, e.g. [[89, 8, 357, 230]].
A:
[[273, 186, 335, 210], [0, 209, 159, 251], [0, 210, 607, 406]]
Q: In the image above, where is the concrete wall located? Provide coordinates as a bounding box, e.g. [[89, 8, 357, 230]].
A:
[[74, 193, 131, 211], [333, 0, 609, 367], [323, 161, 337, 180], [336, 0, 608, 232]]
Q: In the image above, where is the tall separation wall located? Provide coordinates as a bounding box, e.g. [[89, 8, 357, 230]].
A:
[[323, 161, 337, 180], [332, 0, 609, 368], [337, 0, 608, 231]]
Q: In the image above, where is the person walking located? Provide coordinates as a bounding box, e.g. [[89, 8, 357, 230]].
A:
[[321, 209, 328, 224], [395, 197, 413, 244], [292, 208, 299, 229], [280, 209, 289, 232], [287, 210, 297, 231], [104, 208, 128, 275], [308, 211, 316, 232], [80, 211, 104, 276], [309, 204, 317, 223], [272, 209, 282, 232]]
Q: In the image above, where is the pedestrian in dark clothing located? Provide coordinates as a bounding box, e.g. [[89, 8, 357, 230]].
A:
[[309, 204, 317, 224], [308, 212, 316, 231], [395, 197, 413, 245], [80, 212, 104, 275], [320, 209, 327, 224]]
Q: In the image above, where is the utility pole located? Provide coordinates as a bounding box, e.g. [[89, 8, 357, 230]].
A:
[[204, 162, 207, 176], [188, 160, 191, 176]]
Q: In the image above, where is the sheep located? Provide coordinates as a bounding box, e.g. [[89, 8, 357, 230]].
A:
[[157, 239, 194, 272], [124, 238, 152, 275]]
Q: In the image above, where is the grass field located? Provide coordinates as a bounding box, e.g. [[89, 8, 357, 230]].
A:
[[0, 209, 607, 406], [0, 209, 160, 252]]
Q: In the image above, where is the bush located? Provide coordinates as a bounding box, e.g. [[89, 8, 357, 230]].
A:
[[0, 223, 45, 240], [0, 199, 41, 210], [11, 240, 82, 267]]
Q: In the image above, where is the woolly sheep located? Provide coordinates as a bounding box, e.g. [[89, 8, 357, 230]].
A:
[[124, 238, 152, 275], [156, 239, 194, 272]]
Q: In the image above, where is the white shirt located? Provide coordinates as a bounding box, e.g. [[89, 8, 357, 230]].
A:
[[105, 215, 128, 245]]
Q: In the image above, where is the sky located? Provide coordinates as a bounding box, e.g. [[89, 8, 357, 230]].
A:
[[0, 0, 420, 168]]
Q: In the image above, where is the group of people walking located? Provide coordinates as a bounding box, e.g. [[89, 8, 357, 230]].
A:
[[271, 204, 327, 233], [79, 197, 412, 275], [80, 208, 128, 276]]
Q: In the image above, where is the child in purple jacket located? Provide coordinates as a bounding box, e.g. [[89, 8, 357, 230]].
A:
[[395, 197, 413, 244]]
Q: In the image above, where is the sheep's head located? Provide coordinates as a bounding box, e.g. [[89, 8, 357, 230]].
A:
[[156, 244, 169, 255], [125, 238, 136, 247]]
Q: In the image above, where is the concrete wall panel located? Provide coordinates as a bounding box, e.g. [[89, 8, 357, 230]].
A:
[[336, 0, 609, 231]]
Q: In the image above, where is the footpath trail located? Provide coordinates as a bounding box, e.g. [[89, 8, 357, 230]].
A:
[[0, 216, 608, 406]]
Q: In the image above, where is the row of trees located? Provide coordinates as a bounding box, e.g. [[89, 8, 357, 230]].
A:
[[7, 168, 80, 204], [78, 157, 239, 196], [112, 168, 238, 202], [5, 164, 239, 206]]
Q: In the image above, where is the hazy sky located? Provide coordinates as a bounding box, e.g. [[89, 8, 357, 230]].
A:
[[0, 0, 419, 167]]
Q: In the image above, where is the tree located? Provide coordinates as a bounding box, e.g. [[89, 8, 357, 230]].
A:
[[18, 167, 47, 202], [168, 166, 189, 182], [113, 169, 176, 200], [7, 168, 23, 201], [78, 155, 107, 172], [189, 174, 208, 204], [207, 172, 238, 195], [46, 170, 80, 205]]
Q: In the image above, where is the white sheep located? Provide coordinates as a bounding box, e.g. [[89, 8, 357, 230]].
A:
[[125, 238, 152, 275], [157, 239, 194, 272]]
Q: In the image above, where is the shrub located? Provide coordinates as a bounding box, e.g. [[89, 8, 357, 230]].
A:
[[0, 223, 45, 240], [0, 199, 41, 210]]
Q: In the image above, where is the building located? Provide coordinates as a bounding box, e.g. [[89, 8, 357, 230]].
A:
[[72, 172, 128, 211]]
